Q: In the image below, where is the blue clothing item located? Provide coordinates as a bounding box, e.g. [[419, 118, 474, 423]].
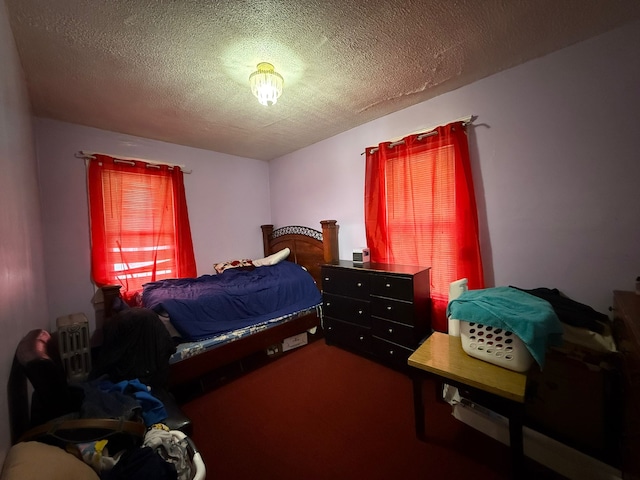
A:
[[100, 378, 168, 426], [79, 379, 141, 421], [447, 286, 563, 368]]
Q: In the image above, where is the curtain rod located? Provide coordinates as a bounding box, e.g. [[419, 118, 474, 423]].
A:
[[361, 115, 475, 156], [75, 151, 192, 174]]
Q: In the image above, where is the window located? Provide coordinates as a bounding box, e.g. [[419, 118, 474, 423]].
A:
[[364, 121, 484, 331], [87, 154, 196, 303]]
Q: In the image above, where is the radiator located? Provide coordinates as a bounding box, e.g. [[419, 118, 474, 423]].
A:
[[56, 313, 92, 382]]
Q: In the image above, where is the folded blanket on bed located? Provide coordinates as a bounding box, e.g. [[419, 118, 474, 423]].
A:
[[142, 261, 321, 341], [446, 286, 563, 368]]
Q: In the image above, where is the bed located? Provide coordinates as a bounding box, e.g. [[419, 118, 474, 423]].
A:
[[95, 220, 339, 388]]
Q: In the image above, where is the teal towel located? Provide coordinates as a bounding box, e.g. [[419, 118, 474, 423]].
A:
[[447, 286, 563, 368]]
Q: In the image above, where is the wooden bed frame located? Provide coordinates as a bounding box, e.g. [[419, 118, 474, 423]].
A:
[[97, 220, 339, 389]]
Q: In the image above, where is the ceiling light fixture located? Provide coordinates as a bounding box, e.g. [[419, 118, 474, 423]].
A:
[[249, 62, 283, 106]]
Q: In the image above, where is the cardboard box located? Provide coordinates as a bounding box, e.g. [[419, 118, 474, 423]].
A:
[[524, 345, 620, 465], [282, 332, 308, 352], [266, 332, 309, 357]]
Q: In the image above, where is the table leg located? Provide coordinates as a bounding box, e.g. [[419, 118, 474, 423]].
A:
[[435, 381, 447, 404], [508, 404, 524, 478], [412, 376, 425, 440]]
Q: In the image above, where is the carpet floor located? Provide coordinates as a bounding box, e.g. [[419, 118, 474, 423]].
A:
[[180, 339, 566, 480]]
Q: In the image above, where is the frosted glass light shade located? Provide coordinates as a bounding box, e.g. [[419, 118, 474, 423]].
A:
[[249, 62, 284, 106]]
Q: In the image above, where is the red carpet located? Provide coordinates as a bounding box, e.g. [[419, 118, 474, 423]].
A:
[[180, 340, 556, 479]]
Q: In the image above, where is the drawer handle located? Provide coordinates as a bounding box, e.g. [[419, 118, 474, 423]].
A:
[[326, 302, 331, 307], [385, 283, 391, 288], [388, 328, 393, 334], [357, 282, 363, 287], [359, 335, 364, 341], [358, 309, 363, 315], [386, 306, 392, 311], [389, 350, 394, 355], [327, 326, 332, 331], [324, 277, 330, 281]]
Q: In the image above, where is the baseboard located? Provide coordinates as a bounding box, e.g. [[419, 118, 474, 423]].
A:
[[451, 400, 621, 480]]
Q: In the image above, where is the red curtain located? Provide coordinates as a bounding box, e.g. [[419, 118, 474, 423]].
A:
[[88, 154, 196, 303], [364, 121, 484, 332]]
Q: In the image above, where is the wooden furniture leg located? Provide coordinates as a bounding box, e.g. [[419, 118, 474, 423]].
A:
[[412, 376, 425, 440]]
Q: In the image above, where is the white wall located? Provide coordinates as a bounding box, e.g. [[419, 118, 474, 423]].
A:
[[0, 2, 49, 463], [3, 2, 636, 469], [269, 20, 640, 318], [35, 119, 271, 331]]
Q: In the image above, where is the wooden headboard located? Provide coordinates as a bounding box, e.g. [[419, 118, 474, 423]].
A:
[[261, 219, 339, 291]]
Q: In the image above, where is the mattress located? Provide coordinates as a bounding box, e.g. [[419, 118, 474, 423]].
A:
[[168, 304, 321, 364]]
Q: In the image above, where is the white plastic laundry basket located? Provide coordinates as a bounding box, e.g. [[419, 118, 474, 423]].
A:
[[459, 321, 534, 372], [448, 278, 534, 373], [172, 430, 206, 480]]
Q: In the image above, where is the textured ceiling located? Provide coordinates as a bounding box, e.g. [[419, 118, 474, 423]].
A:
[[6, 0, 640, 161]]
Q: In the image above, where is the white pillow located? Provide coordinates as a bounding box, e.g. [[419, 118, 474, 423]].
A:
[[253, 247, 291, 267]]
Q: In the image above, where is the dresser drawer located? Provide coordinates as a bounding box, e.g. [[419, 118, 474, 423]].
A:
[[612, 291, 640, 479], [371, 317, 416, 346], [371, 296, 414, 325], [322, 268, 370, 300], [323, 293, 370, 327], [370, 274, 413, 301], [613, 310, 640, 382], [371, 337, 414, 368], [621, 347, 640, 386], [325, 317, 372, 354]]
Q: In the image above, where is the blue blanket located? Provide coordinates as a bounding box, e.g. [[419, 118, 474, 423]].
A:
[[446, 286, 563, 368], [142, 261, 321, 341]]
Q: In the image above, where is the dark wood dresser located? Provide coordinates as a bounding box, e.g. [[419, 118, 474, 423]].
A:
[[321, 261, 431, 369], [612, 290, 640, 479]]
